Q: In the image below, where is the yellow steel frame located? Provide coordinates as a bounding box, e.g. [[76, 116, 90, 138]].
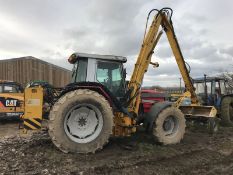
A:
[[22, 87, 43, 132], [113, 11, 217, 136], [128, 12, 199, 115]]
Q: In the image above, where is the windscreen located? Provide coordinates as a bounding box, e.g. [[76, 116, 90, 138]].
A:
[[3, 85, 18, 93]]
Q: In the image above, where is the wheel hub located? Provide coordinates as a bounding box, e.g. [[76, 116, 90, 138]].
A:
[[64, 104, 103, 143], [163, 120, 173, 131], [78, 117, 87, 127], [163, 116, 179, 136]]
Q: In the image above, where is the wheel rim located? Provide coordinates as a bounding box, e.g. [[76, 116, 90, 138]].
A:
[[162, 116, 179, 136], [64, 104, 103, 143]]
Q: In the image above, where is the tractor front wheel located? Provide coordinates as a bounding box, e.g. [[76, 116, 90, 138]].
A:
[[48, 89, 114, 153], [152, 107, 186, 145]]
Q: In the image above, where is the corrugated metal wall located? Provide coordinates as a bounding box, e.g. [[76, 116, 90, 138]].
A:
[[0, 57, 71, 87]]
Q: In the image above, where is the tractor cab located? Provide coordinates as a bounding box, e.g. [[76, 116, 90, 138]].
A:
[[193, 76, 230, 107], [68, 53, 127, 98]]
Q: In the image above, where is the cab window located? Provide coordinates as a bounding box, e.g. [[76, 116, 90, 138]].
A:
[[72, 58, 88, 82], [96, 61, 124, 96], [3, 85, 18, 93]]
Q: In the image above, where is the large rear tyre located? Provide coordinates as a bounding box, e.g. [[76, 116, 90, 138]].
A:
[[220, 96, 233, 127], [48, 89, 114, 153], [153, 107, 186, 145]]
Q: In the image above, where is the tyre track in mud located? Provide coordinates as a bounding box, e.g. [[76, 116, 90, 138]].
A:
[[0, 124, 233, 175], [85, 149, 232, 175], [76, 128, 233, 174]]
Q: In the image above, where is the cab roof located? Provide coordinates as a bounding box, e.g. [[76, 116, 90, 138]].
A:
[[71, 52, 127, 63], [193, 76, 226, 83], [0, 80, 14, 83]]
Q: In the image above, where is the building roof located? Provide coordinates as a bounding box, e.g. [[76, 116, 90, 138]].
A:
[[0, 56, 71, 72], [71, 52, 127, 63]]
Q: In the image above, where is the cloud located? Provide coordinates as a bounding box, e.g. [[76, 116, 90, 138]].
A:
[[62, 0, 145, 56]]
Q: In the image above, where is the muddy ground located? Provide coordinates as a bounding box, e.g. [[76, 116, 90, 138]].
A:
[[0, 118, 233, 175]]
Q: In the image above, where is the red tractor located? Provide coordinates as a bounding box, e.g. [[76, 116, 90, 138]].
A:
[[140, 89, 168, 113]]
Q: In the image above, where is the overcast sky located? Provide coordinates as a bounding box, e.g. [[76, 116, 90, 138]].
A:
[[0, 0, 232, 86]]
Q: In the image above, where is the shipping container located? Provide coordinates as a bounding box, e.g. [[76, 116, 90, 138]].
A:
[[0, 56, 71, 87]]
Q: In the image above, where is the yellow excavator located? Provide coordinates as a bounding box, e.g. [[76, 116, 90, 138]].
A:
[[0, 80, 24, 117], [22, 8, 217, 153], [0, 80, 59, 119]]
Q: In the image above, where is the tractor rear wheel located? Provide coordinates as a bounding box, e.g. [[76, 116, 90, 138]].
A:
[[48, 89, 114, 153], [153, 107, 186, 145], [221, 96, 233, 126]]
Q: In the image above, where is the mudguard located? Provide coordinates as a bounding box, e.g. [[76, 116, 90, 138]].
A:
[[221, 94, 233, 103], [143, 101, 172, 132], [59, 82, 131, 116]]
